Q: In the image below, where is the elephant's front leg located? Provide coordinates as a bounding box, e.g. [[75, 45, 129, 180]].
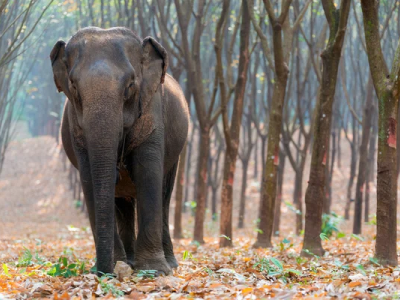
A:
[[132, 141, 171, 275], [75, 147, 126, 274]]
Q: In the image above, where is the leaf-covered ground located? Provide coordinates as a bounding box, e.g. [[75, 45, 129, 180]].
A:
[[1, 232, 400, 299], [1, 136, 400, 299]]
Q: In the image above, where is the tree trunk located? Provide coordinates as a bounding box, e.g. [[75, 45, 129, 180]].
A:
[[353, 77, 373, 234], [254, 138, 259, 179], [361, 0, 399, 265], [273, 150, 286, 236], [193, 130, 210, 244], [238, 160, 249, 229], [211, 186, 218, 221], [302, 0, 351, 257], [293, 170, 303, 235], [254, 14, 290, 249], [344, 141, 357, 220], [219, 0, 250, 247], [365, 105, 377, 223], [183, 128, 195, 212], [174, 143, 187, 239]]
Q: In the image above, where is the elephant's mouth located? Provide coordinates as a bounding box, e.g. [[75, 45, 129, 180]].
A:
[[115, 165, 136, 200]]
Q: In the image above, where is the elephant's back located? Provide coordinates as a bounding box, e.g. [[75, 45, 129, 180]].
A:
[[162, 74, 189, 171]]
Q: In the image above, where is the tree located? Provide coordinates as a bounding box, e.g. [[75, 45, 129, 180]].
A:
[[174, 0, 222, 244], [360, 0, 400, 265], [0, 0, 54, 174], [219, 0, 251, 247], [249, 0, 312, 248], [302, 0, 351, 256]]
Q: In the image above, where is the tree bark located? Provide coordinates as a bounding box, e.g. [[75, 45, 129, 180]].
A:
[[302, 0, 351, 257], [365, 105, 377, 223], [193, 130, 210, 243], [353, 76, 374, 234], [238, 160, 249, 229], [253, 0, 292, 249], [273, 150, 286, 236], [361, 0, 399, 266], [174, 142, 187, 239], [219, 0, 250, 247]]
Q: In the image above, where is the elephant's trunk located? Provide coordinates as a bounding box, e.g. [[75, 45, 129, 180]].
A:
[[85, 107, 121, 275]]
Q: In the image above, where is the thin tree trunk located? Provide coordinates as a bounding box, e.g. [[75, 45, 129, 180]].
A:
[[254, 138, 258, 179], [294, 170, 303, 235], [273, 150, 286, 236], [365, 105, 377, 223], [219, 0, 250, 247], [238, 160, 249, 229], [302, 0, 351, 257], [254, 8, 291, 248], [174, 143, 187, 239], [193, 130, 210, 244], [344, 139, 357, 220], [353, 77, 373, 234]]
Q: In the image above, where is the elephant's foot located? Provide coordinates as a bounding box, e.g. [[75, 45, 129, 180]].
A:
[[133, 254, 172, 276], [165, 254, 179, 269]]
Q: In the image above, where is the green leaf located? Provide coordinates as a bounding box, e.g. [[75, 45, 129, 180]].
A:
[[182, 250, 190, 261], [337, 232, 346, 238], [270, 257, 283, 271], [90, 265, 97, 273], [286, 269, 301, 275], [137, 270, 157, 279], [356, 264, 366, 276], [369, 257, 381, 266], [320, 233, 329, 241], [351, 234, 364, 241], [268, 271, 281, 276], [2, 264, 9, 276], [62, 257, 68, 267], [220, 235, 231, 240]]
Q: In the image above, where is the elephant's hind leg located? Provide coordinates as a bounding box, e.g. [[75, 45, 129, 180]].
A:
[[163, 162, 179, 269], [115, 197, 135, 267]]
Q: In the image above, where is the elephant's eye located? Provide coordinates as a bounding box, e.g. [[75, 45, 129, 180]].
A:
[[128, 82, 134, 88]]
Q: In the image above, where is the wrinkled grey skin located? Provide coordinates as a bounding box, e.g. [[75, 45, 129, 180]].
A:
[[50, 27, 189, 275]]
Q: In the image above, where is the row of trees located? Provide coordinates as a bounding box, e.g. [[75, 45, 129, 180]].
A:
[[1, 0, 400, 265]]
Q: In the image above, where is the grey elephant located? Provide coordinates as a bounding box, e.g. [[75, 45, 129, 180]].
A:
[[50, 27, 189, 275]]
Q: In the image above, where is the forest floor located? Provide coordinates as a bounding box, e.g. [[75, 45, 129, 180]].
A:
[[1, 136, 400, 299]]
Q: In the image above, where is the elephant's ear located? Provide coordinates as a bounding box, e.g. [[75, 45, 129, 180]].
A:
[[50, 41, 71, 97], [140, 37, 168, 110]]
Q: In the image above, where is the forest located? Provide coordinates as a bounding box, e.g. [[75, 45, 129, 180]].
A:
[[1, 0, 400, 298]]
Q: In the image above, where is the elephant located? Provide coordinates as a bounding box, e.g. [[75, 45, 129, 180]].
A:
[[50, 27, 189, 276]]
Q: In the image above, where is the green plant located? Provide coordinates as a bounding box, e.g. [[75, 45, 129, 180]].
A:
[[47, 256, 87, 278], [351, 234, 364, 241], [296, 256, 308, 265], [16, 248, 34, 267], [367, 214, 377, 225], [279, 238, 293, 252], [302, 249, 320, 259], [204, 267, 213, 276], [321, 212, 343, 238], [99, 273, 124, 297], [137, 270, 157, 279], [182, 250, 197, 262], [254, 256, 301, 282], [320, 233, 329, 241]]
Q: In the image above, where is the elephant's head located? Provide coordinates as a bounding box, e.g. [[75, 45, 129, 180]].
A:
[[49, 27, 168, 274]]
